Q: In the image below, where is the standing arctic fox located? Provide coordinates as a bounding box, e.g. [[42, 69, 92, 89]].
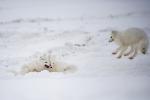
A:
[[109, 28, 149, 59]]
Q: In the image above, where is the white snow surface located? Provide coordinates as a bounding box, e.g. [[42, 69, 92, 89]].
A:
[[0, 0, 150, 100]]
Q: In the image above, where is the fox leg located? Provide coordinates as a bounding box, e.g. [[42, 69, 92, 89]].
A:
[[112, 46, 121, 55], [117, 46, 128, 58], [129, 46, 137, 59], [124, 46, 134, 56]]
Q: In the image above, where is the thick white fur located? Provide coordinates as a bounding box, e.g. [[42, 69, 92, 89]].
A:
[[45, 55, 77, 73], [13, 54, 76, 75], [109, 28, 149, 59]]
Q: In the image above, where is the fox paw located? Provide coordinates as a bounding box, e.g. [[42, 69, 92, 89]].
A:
[[124, 54, 129, 56], [117, 56, 121, 59], [129, 57, 134, 60], [112, 52, 117, 55]]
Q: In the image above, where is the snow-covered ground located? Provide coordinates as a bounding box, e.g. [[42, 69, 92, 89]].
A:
[[0, 0, 150, 100]]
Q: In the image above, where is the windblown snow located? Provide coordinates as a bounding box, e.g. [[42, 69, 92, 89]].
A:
[[0, 0, 150, 100]]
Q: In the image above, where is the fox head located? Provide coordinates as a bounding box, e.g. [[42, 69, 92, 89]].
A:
[[140, 40, 149, 55], [39, 54, 56, 72], [109, 30, 119, 42]]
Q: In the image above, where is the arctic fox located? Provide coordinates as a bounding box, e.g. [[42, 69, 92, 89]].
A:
[[109, 28, 149, 59], [11, 54, 76, 75]]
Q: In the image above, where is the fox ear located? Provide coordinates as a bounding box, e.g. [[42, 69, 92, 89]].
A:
[[112, 30, 118, 36]]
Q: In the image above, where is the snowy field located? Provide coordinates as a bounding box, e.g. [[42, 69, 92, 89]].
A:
[[0, 0, 150, 100]]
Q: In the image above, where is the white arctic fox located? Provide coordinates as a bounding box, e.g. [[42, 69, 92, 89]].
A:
[[11, 54, 76, 75], [109, 28, 149, 59]]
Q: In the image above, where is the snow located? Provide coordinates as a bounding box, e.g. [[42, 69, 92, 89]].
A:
[[0, 0, 150, 100]]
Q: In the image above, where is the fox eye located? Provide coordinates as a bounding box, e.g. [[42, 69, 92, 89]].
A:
[[40, 57, 45, 60], [110, 36, 112, 38], [143, 48, 145, 51]]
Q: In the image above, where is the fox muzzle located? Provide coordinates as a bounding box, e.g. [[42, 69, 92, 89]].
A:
[[109, 38, 114, 42]]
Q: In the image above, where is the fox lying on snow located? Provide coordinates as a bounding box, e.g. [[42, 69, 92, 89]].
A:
[[10, 54, 76, 75], [109, 28, 149, 59]]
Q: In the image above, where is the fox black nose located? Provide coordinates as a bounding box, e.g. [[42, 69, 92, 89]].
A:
[[142, 52, 146, 54]]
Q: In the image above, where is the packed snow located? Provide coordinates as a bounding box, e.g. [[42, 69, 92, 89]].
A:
[[0, 0, 150, 100]]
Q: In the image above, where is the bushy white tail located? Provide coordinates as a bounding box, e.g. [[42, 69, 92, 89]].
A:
[[5, 69, 20, 76]]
